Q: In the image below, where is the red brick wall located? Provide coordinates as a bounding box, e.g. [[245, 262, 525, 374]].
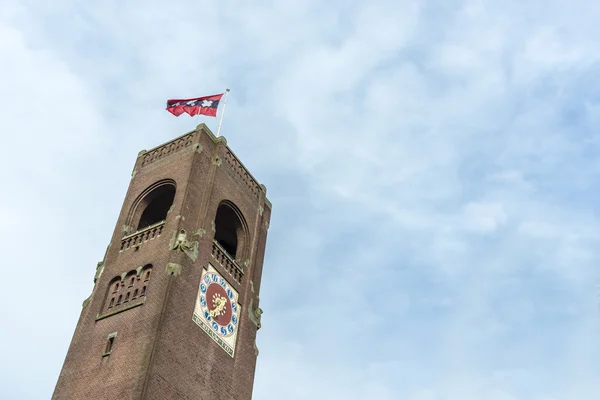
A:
[[52, 125, 271, 400]]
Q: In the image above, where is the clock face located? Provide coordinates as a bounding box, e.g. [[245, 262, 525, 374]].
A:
[[192, 264, 241, 357]]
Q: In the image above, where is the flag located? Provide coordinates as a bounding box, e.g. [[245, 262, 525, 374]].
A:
[[166, 93, 224, 117]]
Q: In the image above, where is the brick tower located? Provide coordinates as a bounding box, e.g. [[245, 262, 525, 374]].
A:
[[52, 124, 271, 400]]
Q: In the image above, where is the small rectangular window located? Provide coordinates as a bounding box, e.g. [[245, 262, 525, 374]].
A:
[[103, 332, 117, 356]]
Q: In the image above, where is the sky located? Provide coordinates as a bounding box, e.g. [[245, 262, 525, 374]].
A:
[[1, 0, 600, 399]]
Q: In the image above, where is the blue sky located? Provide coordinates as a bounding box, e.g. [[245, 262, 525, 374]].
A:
[[2, 0, 600, 399]]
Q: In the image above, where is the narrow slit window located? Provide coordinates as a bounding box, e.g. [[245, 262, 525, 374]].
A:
[[129, 277, 135, 287], [109, 298, 115, 308], [125, 292, 130, 302], [144, 271, 151, 281], [133, 289, 138, 299], [117, 295, 122, 305], [141, 286, 146, 296], [104, 333, 117, 356]]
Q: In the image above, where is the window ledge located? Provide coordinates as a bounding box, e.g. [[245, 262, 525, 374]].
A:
[[96, 298, 146, 321], [120, 221, 165, 252], [123, 220, 166, 240]]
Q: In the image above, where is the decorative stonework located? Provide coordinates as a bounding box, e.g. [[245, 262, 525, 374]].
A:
[[194, 228, 207, 238], [140, 132, 195, 167], [94, 261, 105, 284], [223, 150, 261, 199], [122, 225, 134, 235], [170, 229, 198, 261], [211, 240, 243, 284], [97, 265, 153, 319], [120, 222, 164, 252], [165, 262, 182, 276], [248, 298, 263, 330]]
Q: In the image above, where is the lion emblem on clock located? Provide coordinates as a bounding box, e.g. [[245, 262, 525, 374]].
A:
[[192, 264, 241, 357]]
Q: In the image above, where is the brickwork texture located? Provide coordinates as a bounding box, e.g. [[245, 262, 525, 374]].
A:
[[52, 124, 271, 400]]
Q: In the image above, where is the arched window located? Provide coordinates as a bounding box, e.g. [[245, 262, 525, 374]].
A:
[[101, 265, 153, 317], [214, 202, 247, 259], [136, 184, 176, 230]]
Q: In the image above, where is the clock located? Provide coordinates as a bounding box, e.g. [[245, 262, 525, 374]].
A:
[[192, 264, 241, 357]]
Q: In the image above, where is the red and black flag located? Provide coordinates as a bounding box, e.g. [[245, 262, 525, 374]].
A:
[[166, 93, 224, 117]]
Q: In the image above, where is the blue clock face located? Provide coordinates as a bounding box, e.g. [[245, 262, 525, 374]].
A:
[[193, 265, 242, 357], [198, 272, 239, 338]]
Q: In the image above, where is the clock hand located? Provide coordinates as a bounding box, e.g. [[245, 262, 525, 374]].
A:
[[210, 296, 227, 317]]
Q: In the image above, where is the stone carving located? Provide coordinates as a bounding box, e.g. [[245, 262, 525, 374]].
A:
[[170, 229, 198, 261], [194, 228, 207, 238], [248, 297, 263, 330], [253, 307, 263, 330], [165, 262, 182, 276], [94, 261, 105, 284], [84, 260, 105, 308], [122, 225, 134, 236]]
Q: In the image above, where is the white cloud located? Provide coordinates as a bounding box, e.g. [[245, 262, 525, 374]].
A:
[[2, 0, 600, 399]]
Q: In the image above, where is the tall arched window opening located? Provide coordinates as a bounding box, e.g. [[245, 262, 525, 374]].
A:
[[214, 202, 247, 259], [137, 184, 176, 230]]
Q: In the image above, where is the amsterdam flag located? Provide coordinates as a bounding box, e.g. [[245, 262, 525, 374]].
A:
[[166, 93, 224, 117]]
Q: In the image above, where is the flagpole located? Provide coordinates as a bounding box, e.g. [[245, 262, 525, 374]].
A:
[[216, 88, 230, 137]]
